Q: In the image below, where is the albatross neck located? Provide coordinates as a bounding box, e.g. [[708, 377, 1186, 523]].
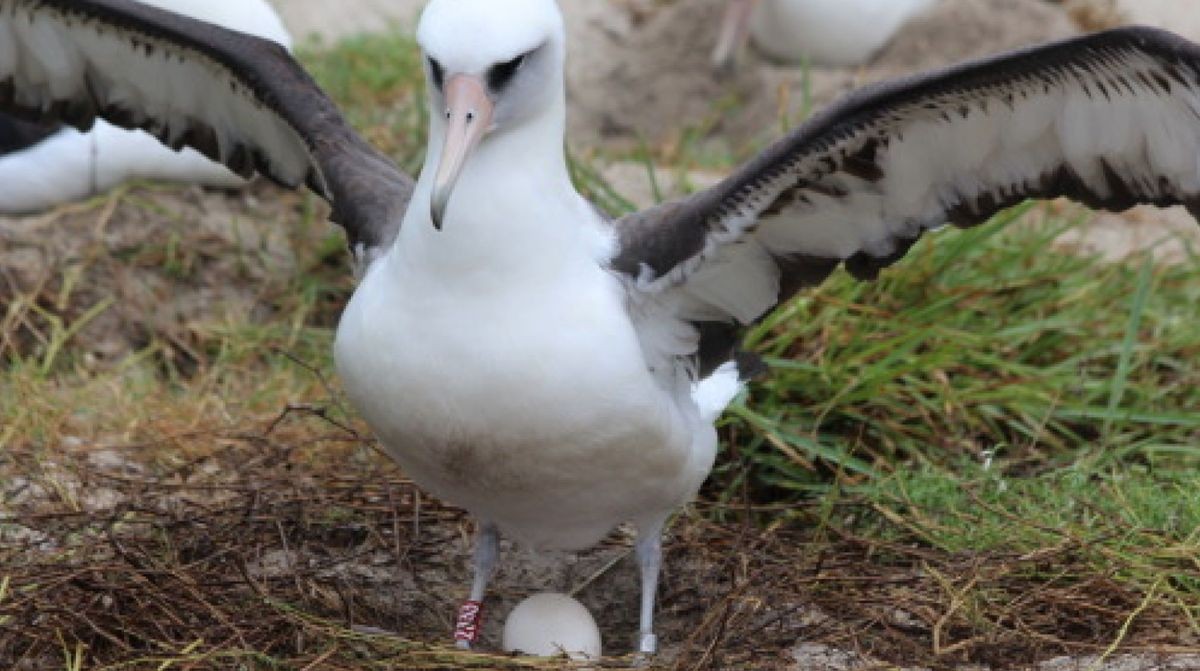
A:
[[391, 90, 603, 283]]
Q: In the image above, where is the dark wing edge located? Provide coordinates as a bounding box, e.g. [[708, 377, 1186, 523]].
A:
[[611, 26, 1200, 376], [0, 113, 60, 153], [0, 0, 413, 261]]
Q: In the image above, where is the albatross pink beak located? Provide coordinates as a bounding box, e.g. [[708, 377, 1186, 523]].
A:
[[431, 74, 495, 229], [712, 0, 759, 74]]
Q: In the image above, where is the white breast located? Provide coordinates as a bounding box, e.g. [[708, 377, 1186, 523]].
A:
[[334, 214, 713, 551]]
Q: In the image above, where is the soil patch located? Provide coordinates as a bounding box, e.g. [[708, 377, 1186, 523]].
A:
[[565, 0, 1080, 154], [0, 182, 335, 371]]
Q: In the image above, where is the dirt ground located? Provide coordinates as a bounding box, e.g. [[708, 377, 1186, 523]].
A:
[[0, 183, 313, 372], [562, 0, 1083, 152], [272, 0, 1094, 151]]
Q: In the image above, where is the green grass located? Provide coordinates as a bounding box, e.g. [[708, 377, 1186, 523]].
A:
[[722, 207, 1200, 487], [864, 461, 1200, 557], [3, 27, 1200, 669], [299, 32, 429, 174], [710, 201, 1200, 627]]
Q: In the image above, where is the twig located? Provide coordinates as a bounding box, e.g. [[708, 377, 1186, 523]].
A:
[[1087, 578, 1164, 671]]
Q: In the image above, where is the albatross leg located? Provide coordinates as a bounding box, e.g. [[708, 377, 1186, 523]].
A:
[[455, 522, 499, 649], [635, 519, 666, 656]]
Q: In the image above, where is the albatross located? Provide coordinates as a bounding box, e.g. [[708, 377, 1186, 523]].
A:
[[0, 0, 291, 213], [713, 0, 938, 69], [4, 0, 1200, 655]]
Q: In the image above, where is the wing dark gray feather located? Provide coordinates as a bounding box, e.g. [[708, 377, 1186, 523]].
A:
[[0, 0, 412, 262], [613, 27, 1200, 376], [0, 112, 59, 153]]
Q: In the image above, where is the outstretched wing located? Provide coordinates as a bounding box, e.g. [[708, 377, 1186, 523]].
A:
[[612, 27, 1200, 377], [0, 0, 414, 264]]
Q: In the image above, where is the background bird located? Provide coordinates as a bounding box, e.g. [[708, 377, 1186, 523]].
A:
[[712, 0, 938, 70], [0, 0, 291, 214]]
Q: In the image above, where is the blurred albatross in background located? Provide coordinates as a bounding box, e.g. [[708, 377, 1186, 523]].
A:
[[3, 0, 1200, 656], [0, 0, 291, 213], [713, 0, 937, 69]]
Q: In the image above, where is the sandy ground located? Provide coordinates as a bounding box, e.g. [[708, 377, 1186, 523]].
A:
[[791, 647, 1200, 671], [563, 0, 1083, 151], [270, 0, 1079, 150], [1116, 0, 1200, 42], [268, 0, 424, 45]]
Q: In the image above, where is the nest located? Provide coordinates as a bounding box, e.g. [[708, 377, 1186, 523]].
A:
[[1, 413, 1192, 669]]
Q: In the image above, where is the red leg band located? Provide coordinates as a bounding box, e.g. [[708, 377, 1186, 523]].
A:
[[454, 600, 484, 644]]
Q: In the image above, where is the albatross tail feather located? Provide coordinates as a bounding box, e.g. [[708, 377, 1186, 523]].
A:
[[691, 360, 747, 423]]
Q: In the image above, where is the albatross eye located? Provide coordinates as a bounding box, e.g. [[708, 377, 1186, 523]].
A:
[[487, 52, 528, 92], [428, 56, 445, 90]]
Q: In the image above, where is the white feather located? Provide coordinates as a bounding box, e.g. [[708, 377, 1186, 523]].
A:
[[677, 239, 780, 324], [691, 362, 743, 424]]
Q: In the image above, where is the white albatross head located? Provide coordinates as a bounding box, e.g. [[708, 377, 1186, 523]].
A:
[[417, 0, 567, 229]]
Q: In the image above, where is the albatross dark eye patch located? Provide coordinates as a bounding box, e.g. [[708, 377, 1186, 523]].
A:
[[428, 57, 445, 90], [487, 52, 529, 92]]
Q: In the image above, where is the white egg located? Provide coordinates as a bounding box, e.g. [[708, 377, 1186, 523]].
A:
[[502, 592, 603, 660]]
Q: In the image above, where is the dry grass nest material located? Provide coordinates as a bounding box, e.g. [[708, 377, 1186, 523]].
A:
[[1, 418, 1194, 670]]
